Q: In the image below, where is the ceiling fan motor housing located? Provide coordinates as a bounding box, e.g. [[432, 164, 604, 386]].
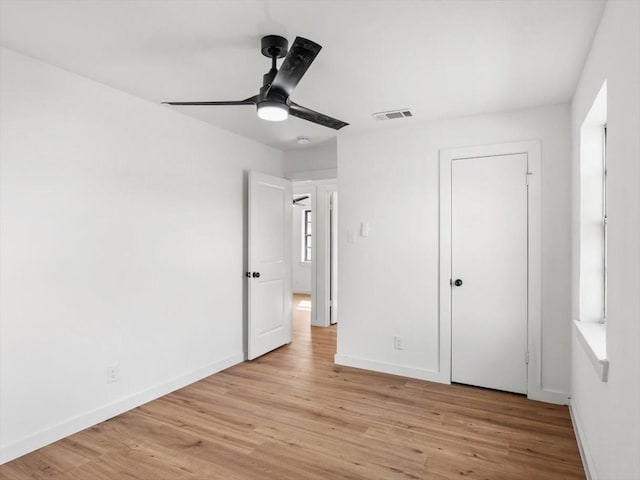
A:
[[260, 35, 289, 59]]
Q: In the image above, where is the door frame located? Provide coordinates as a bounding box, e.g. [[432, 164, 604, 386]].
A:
[[316, 182, 338, 327], [439, 140, 544, 401]]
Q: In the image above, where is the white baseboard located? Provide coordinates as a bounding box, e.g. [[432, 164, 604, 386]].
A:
[[334, 354, 449, 384], [569, 399, 596, 480], [334, 355, 569, 406], [528, 388, 570, 405], [0, 352, 243, 465]]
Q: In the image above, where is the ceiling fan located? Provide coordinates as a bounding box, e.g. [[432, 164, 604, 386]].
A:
[[163, 35, 349, 130], [293, 195, 310, 206]]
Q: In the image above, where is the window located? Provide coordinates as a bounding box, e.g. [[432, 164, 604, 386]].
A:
[[302, 209, 312, 262], [576, 80, 608, 381], [579, 80, 607, 324], [602, 124, 608, 323]]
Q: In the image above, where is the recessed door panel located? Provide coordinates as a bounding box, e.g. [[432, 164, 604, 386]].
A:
[[257, 185, 286, 264], [254, 278, 285, 335]]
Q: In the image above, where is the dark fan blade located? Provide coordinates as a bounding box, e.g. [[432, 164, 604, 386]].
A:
[[163, 95, 258, 106], [289, 102, 348, 130], [293, 195, 310, 204], [270, 37, 321, 97]]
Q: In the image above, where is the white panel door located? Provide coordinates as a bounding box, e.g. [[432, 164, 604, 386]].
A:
[[451, 154, 528, 394], [248, 171, 292, 360]]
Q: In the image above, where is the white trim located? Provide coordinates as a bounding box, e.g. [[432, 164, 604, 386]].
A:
[[315, 182, 338, 328], [569, 399, 597, 480], [439, 140, 545, 401], [0, 353, 243, 465], [334, 354, 449, 383], [528, 389, 569, 405], [310, 185, 318, 326]]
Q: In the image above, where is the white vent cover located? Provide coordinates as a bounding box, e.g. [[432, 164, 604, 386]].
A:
[[372, 109, 413, 121]]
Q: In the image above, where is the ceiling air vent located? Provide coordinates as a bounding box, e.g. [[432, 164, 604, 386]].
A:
[[373, 109, 413, 121]]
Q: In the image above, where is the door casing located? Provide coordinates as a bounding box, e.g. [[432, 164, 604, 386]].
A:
[[315, 182, 337, 327], [439, 141, 548, 402]]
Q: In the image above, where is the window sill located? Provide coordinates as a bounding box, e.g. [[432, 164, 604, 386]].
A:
[[574, 320, 609, 382]]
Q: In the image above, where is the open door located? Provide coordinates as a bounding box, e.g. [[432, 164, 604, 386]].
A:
[[247, 171, 292, 360]]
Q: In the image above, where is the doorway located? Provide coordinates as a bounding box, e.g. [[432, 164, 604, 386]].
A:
[[439, 141, 543, 399], [247, 174, 338, 362], [292, 180, 338, 329]]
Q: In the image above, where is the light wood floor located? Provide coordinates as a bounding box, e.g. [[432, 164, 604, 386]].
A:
[[1, 294, 584, 479]]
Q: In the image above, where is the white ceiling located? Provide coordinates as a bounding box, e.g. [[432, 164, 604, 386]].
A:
[[0, 0, 605, 151]]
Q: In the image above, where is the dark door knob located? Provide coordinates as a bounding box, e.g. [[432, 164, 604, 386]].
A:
[[245, 272, 251, 278], [252, 272, 261, 278], [454, 279, 463, 287]]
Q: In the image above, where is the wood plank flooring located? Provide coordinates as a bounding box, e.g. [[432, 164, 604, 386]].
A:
[[0, 294, 585, 479]]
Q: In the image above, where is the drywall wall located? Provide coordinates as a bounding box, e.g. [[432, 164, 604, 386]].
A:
[[0, 47, 283, 463], [570, 1, 640, 478], [292, 184, 312, 294], [283, 139, 337, 180], [336, 103, 572, 401]]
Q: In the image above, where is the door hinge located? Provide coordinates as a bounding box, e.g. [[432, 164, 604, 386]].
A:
[[525, 351, 530, 364], [526, 172, 533, 185]]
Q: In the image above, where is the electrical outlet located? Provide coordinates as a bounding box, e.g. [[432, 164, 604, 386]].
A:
[[107, 365, 120, 384], [394, 335, 404, 350]]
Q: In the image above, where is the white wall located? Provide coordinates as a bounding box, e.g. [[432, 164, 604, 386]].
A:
[[292, 184, 312, 294], [0, 48, 283, 463], [283, 139, 337, 180], [570, 1, 640, 479], [336, 104, 572, 400]]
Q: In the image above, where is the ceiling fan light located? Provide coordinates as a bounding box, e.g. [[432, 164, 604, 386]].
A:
[[257, 102, 289, 122]]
